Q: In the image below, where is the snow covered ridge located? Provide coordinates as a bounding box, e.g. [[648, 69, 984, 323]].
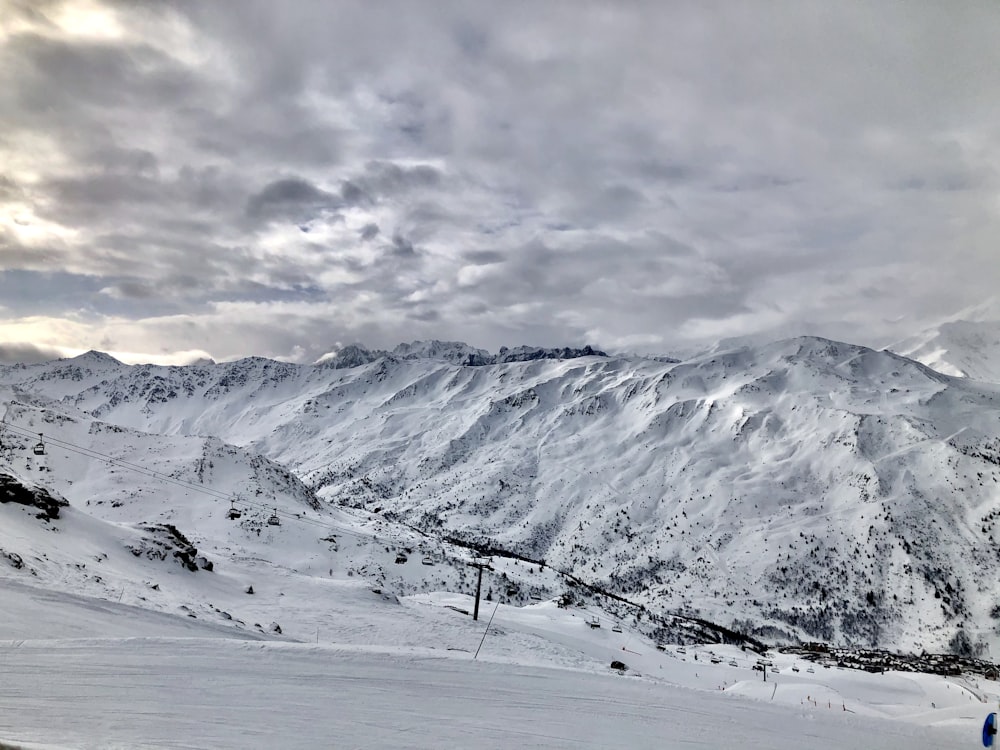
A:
[[318, 340, 607, 368], [7, 334, 1000, 654], [891, 319, 1000, 383]]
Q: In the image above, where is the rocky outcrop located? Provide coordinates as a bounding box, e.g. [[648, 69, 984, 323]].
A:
[[0, 473, 68, 520], [128, 523, 213, 572]]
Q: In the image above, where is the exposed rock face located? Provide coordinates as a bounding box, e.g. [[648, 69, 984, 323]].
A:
[[0, 473, 68, 520], [128, 523, 213, 572], [495, 345, 607, 363], [318, 341, 607, 369]]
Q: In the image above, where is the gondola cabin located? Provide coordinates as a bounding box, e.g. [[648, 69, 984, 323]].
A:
[[32, 434, 45, 455], [267, 509, 280, 526]]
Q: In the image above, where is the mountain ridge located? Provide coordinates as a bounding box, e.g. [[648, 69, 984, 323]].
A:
[[3, 334, 1000, 653]]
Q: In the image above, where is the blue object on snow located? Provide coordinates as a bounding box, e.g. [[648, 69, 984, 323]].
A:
[[983, 712, 997, 747]]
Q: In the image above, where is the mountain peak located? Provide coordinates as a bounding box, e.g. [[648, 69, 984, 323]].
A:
[[392, 340, 492, 365], [891, 319, 1000, 383], [67, 350, 121, 365], [495, 344, 607, 363], [315, 344, 388, 369]]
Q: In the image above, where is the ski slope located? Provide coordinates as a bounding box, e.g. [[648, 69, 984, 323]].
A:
[[0, 636, 975, 750], [0, 579, 985, 749]]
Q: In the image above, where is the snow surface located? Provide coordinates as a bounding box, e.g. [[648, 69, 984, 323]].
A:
[[7, 338, 1000, 650], [0, 582, 983, 749], [2, 336, 1000, 746], [892, 319, 1000, 383]]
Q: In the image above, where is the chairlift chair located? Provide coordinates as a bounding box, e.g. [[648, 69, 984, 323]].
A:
[[267, 508, 280, 526], [226, 501, 242, 520], [611, 623, 622, 633]]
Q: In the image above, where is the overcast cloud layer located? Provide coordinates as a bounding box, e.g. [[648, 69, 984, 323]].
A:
[[2, 0, 999, 364]]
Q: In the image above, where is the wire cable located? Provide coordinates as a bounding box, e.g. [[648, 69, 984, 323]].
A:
[[0, 409, 378, 543]]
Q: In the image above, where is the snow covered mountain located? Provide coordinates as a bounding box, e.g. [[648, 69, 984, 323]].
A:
[[891, 319, 1000, 383], [4, 337, 1000, 654]]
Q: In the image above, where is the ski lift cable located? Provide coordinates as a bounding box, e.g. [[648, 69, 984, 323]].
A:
[[0, 405, 456, 548], [0, 413, 373, 541], [2, 420, 240, 501], [1, 417, 353, 534]]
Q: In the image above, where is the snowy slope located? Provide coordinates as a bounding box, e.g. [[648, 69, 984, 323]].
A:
[[891, 319, 1000, 383], [2, 338, 999, 748], [0, 635, 975, 750], [5, 338, 1000, 654]]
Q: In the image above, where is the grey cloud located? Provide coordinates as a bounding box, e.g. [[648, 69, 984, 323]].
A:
[[337, 162, 444, 208], [89, 146, 160, 176], [0, 176, 24, 201], [408, 308, 441, 322], [713, 174, 800, 193], [400, 202, 454, 240], [0, 342, 65, 365], [389, 232, 417, 257], [192, 119, 342, 168], [103, 280, 158, 300], [463, 250, 505, 265], [245, 178, 340, 223], [46, 172, 164, 210], [6, 32, 201, 121], [638, 160, 695, 183], [2, 1, 1000, 361], [341, 181, 371, 206], [0, 229, 72, 270], [362, 161, 442, 194]]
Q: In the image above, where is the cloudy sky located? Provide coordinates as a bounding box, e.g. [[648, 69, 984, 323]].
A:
[[2, 0, 999, 364]]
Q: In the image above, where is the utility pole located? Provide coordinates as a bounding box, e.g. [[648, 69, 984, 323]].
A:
[[468, 556, 493, 621]]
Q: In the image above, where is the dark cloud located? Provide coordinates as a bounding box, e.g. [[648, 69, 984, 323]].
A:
[[359, 223, 380, 241], [389, 232, 417, 258], [245, 178, 340, 224], [341, 181, 370, 206]]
